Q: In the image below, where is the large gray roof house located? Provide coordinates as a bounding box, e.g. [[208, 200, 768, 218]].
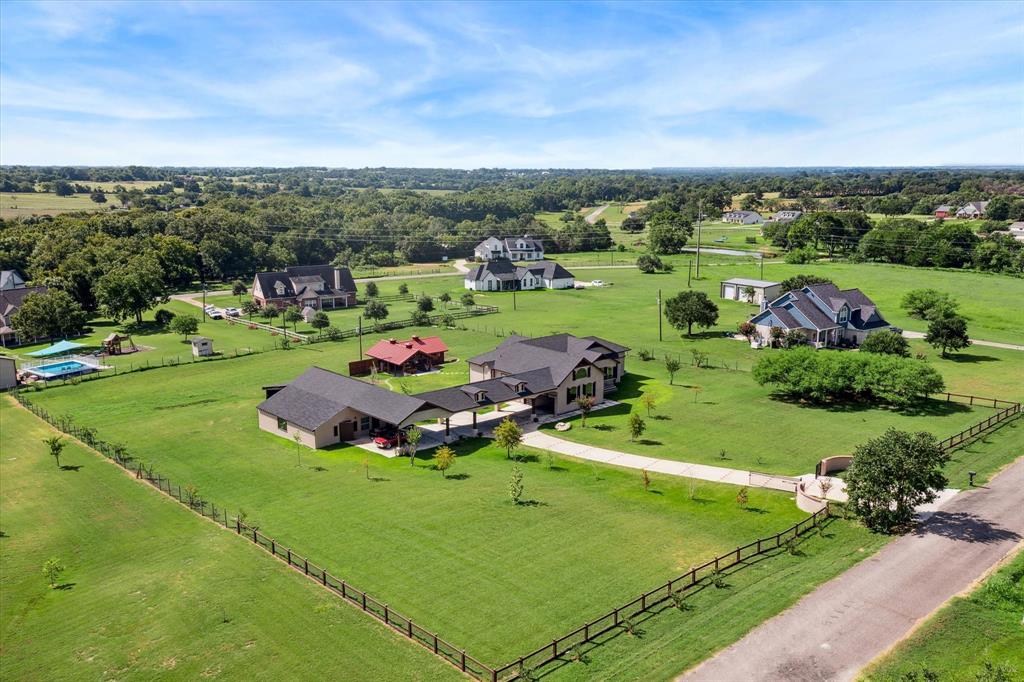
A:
[[252, 265, 357, 310], [473, 234, 545, 261], [748, 283, 892, 348], [464, 259, 575, 291]]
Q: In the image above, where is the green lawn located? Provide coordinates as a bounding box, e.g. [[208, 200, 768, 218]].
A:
[[862, 548, 1024, 681], [0, 398, 459, 681], [1, 191, 109, 219], [24, 354, 814, 664]]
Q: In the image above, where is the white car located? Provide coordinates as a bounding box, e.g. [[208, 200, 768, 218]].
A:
[[590, 280, 604, 287], [224, 307, 241, 317]]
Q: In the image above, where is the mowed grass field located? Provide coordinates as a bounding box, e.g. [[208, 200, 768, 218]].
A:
[[0, 398, 459, 681], [862, 548, 1024, 681], [24, 353, 815, 663], [1, 192, 108, 219]]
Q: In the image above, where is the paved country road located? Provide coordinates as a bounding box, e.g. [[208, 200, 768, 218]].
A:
[[681, 455, 1024, 682], [901, 329, 1024, 352]]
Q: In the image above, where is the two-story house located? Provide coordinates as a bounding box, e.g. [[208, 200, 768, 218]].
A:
[[473, 235, 545, 261], [464, 260, 575, 291], [748, 283, 892, 348], [0, 270, 48, 347], [252, 265, 357, 310]]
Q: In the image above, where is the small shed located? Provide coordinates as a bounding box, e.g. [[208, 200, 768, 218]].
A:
[[720, 278, 782, 305], [301, 305, 317, 323], [190, 336, 214, 357], [0, 355, 17, 390]]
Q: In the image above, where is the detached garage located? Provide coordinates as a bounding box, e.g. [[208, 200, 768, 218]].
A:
[[720, 278, 782, 306]]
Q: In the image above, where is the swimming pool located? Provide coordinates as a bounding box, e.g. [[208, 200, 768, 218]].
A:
[[25, 360, 97, 380]]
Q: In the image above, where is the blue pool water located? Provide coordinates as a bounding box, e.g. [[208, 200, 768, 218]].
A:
[[30, 360, 95, 379]]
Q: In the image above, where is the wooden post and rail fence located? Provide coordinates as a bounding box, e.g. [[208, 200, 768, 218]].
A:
[[10, 386, 1019, 681]]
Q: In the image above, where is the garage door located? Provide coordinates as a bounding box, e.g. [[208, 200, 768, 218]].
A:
[[723, 284, 736, 299]]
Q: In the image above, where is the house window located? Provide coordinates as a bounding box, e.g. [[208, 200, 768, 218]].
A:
[[274, 281, 286, 296], [838, 307, 848, 323], [603, 366, 616, 379], [359, 416, 370, 432], [573, 367, 590, 380], [333, 425, 338, 437], [277, 417, 288, 432]]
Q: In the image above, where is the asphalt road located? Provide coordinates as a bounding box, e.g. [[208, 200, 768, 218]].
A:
[[682, 455, 1024, 682]]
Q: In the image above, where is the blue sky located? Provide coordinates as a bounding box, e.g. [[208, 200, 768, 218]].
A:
[[1, 0, 1022, 168]]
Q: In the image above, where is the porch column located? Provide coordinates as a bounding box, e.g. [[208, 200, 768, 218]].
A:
[[472, 412, 477, 429], [444, 417, 450, 437]]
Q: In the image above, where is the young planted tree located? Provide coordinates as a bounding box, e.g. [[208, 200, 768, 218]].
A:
[[460, 292, 475, 307], [576, 395, 596, 427], [844, 428, 949, 532], [737, 321, 757, 342], [664, 356, 681, 385], [231, 279, 247, 302], [742, 286, 756, 304], [735, 486, 749, 508], [310, 311, 330, 338], [292, 432, 303, 467], [664, 290, 719, 336], [363, 300, 389, 327], [769, 326, 784, 347], [628, 412, 646, 441], [405, 427, 422, 463], [44, 436, 65, 469], [410, 310, 430, 326], [642, 469, 651, 492], [283, 305, 304, 333], [262, 305, 280, 327], [433, 445, 456, 478], [508, 465, 524, 505], [242, 300, 260, 322], [925, 314, 971, 358], [493, 417, 523, 459], [41, 558, 64, 588], [184, 483, 199, 507], [398, 283, 409, 295], [417, 294, 434, 313], [640, 391, 657, 417], [438, 292, 452, 309], [364, 281, 379, 298], [168, 313, 199, 340]]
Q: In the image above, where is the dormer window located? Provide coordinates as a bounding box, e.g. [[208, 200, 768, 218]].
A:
[[274, 281, 286, 296]]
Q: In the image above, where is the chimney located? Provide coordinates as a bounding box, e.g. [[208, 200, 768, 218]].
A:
[[411, 335, 420, 342], [389, 338, 397, 344], [405, 343, 413, 349], [333, 267, 343, 291]]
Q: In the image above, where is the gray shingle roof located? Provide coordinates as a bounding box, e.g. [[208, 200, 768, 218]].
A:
[[255, 265, 355, 301], [467, 260, 574, 282], [258, 367, 426, 430], [467, 333, 624, 386]]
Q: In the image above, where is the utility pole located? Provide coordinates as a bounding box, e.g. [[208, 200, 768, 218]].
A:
[[759, 254, 764, 279], [202, 282, 208, 320], [694, 198, 703, 280], [658, 289, 663, 342], [687, 259, 692, 287], [357, 316, 363, 356], [513, 289, 517, 311]]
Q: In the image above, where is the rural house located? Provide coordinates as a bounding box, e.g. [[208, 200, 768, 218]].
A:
[[0, 270, 48, 347], [934, 204, 953, 219], [748, 283, 893, 348], [719, 278, 782, 305], [259, 333, 628, 448], [768, 210, 802, 224], [464, 260, 575, 291], [1006, 221, 1024, 242], [722, 210, 765, 225], [363, 335, 448, 375], [955, 201, 990, 219], [473, 235, 545, 261], [252, 265, 357, 310]]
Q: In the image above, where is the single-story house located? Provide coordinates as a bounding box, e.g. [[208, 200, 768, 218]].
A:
[[722, 210, 765, 225], [955, 201, 990, 219], [1007, 221, 1024, 242], [257, 367, 447, 448], [934, 205, 953, 219], [0, 270, 48, 347], [748, 283, 892, 348], [768, 210, 802, 224], [720, 278, 782, 305], [473, 235, 545, 261], [464, 260, 575, 291], [365, 335, 448, 375], [252, 265, 357, 310]]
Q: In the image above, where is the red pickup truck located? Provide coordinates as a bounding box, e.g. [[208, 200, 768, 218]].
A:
[[373, 431, 408, 450]]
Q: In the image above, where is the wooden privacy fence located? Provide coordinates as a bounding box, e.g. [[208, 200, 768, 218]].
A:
[[491, 504, 832, 681], [935, 392, 1021, 452]]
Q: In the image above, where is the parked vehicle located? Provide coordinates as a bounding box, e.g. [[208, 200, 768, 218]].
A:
[[591, 280, 604, 287], [224, 307, 241, 317], [373, 430, 408, 450]]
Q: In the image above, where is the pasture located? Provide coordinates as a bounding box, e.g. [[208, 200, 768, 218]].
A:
[[0, 397, 459, 681], [1, 192, 108, 219]]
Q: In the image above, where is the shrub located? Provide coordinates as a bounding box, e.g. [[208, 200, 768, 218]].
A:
[[784, 244, 818, 264], [752, 346, 944, 406], [859, 330, 910, 356], [901, 288, 958, 320], [778, 274, 833, 292], [410, 310, 431, 326], [637, 348, 654, 361], [636, 253, 663, 273], [364, 281, 379, 298], [154, 308, 176, 327]]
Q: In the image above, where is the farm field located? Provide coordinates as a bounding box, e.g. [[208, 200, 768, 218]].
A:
[[1, 192, 109, 219], [0, 397, 459, 681], [862, 548, 1024, 681]]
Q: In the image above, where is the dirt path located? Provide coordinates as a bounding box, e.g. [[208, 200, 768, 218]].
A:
[[585, 205, 609, 224], [681, 455, 1024, 682], [901, 330, 1024, 352]]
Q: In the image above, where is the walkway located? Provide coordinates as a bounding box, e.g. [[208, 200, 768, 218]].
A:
[[681, 456, 1024, 682], [902, 330, 1024, 352]]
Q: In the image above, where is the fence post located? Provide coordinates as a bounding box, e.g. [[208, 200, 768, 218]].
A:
[[253, 529, 258, 543], [362, 593, 367, 610], [461, 651, 467, 672], [287, 548, 291, 565], [304, 559, 309, 575], [433, 634, 438, 654], [384, 604, 389, 624], [322, 570, 327, 586], [236, 517, 241, 533]]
